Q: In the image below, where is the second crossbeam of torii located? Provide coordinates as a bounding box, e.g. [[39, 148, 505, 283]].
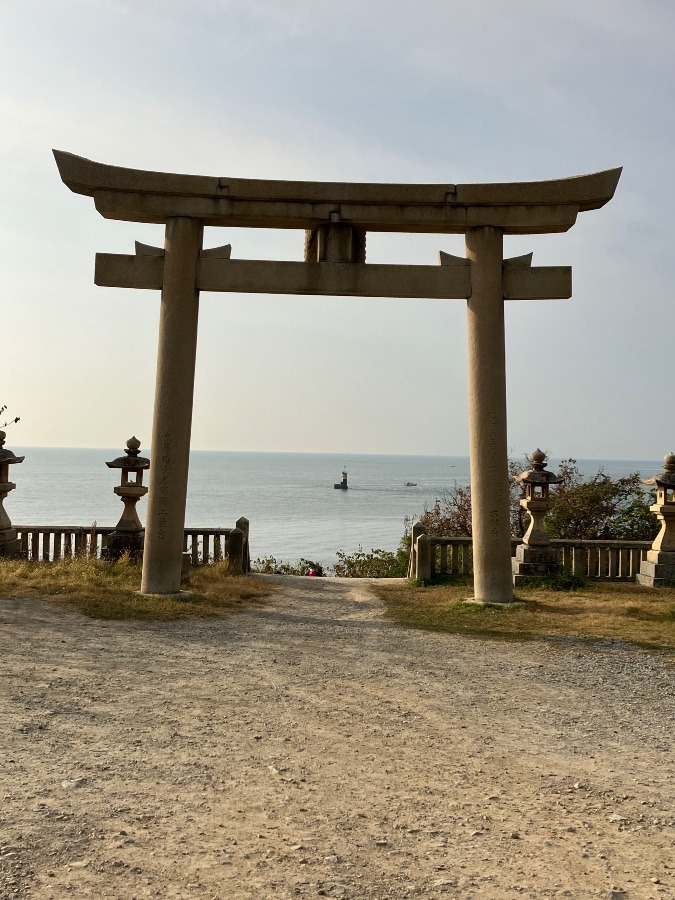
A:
[[55, 151, 621, 601]]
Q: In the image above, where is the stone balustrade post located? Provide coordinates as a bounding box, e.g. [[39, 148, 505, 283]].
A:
[[416, 533, 432, 583], [408, 521, 426, 578], [236, 516, 250, 572], [228, 527, 244, 574]]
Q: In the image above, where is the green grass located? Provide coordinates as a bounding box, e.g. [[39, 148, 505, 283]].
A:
[[374, 579, 675, 653], [0, 556, 275, 621]]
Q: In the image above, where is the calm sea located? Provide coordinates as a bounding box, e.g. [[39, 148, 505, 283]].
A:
[[7, 449, 663, 567]]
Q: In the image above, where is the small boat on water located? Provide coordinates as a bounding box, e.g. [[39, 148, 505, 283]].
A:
[[405, 481, 417, 487]]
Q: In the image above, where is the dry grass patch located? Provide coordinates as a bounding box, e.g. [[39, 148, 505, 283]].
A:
[[374, 579, 675, 653], [0, 557, 275, 622]]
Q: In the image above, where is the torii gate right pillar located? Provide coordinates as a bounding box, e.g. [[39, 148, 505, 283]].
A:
[[465, 227, 513, 603]]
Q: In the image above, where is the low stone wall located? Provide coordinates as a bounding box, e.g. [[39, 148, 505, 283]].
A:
[[410, 527, 650, 584], [12, 518, 251, 574]]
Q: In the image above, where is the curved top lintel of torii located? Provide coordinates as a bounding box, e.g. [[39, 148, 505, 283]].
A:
[[53, 150, 622, 235]]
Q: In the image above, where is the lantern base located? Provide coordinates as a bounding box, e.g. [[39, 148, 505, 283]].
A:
[[103, 530, 145, 561], [636, 551, 675, 587], [512, 544, 561, 585], [0, 534, 21, 558]]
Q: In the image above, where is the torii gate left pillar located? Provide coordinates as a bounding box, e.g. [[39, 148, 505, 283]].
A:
[[143, 218, 203, 593], [54, 151, 620, 599]]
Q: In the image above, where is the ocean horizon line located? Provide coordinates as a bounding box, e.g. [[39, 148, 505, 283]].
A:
[[9, 445, 667, 464]]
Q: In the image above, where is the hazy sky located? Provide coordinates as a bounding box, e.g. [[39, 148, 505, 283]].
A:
[[2, 0, 674, 458]]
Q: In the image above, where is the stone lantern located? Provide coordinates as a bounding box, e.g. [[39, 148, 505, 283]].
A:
[[637, 453, 675, 586], [0, 431, 25, 558], [104, 437, 150, 560], [511, 449, 562, 584]]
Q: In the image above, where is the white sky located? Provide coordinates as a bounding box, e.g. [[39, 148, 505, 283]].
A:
[[2, 0, 673, 457]]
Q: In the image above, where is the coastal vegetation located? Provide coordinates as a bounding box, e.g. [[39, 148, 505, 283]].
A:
[[0, 555, 273, 621], [418, 458, 658, 542], [332, 545, 408, 578], [251, 546, 409, 578], [252, 556, 325, 576]]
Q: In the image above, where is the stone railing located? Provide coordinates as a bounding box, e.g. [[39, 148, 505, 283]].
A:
[[409, 528, 650, 583], [13, 516, 251, 573]]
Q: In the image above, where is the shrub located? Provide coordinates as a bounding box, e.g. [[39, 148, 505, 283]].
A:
[[546, 460, 657, 541], [251, 556, 324, 576], [412, 458, 657, 543], [521, 572, 586, 592], [331, 545, 408, 578]]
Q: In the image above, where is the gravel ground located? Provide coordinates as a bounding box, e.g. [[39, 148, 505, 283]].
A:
[[1, 575, 674, 900]]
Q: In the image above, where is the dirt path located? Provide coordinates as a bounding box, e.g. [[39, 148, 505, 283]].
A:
[[1, 576, 674, 900]]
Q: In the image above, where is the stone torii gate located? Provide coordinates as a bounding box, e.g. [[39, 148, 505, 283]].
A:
[[54, 151, 621, 601]]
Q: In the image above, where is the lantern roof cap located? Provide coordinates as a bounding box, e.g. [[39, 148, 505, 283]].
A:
[[514, 449, 562, 485], [643, 452, 675, 487], [106, 436, 150, 470], [0, 431, 24, 465]]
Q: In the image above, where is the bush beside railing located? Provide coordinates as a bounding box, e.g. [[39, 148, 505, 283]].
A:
[[14, 518, 251, 573], [409, 529, 650, 583]]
